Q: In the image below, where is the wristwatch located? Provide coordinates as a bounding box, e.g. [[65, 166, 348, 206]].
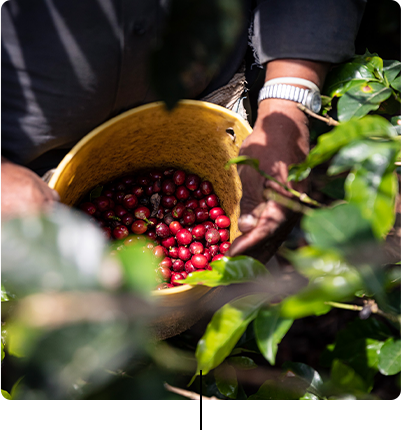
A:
[[258, 78, 322, 113]]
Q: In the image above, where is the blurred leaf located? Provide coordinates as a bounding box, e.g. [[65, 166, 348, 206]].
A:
[[330, 359, 369, 393], [288, 116, 396, 182], [214, 364, 238, 399], [180, 256, 268, 287], [1, 205, 107, 297], [302, 203, 375, 251], [89, 186, 103, 201], [337, 82, 392, 121], [390, 115, 401, 134], [1, 284, 10, 302], [254, 305, 293, 365], [320, 177, 346, 200], [282, 362, 324, 397], [2, 390, 12, 400], [116, 243, 159, 295], [150, 0, 245, 109], [299, 392, 320, 400], [281, 246, 364, 319], [225, 156, 260, 171], [227, 355, 257, 369], [378, 338, 401, 376], [247, 376, 306, 400], [193, 294, 266, 380]]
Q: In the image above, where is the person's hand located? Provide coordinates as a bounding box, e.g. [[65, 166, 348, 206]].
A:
[[226, 98, 309, 262], [1, 157, 60, 220]]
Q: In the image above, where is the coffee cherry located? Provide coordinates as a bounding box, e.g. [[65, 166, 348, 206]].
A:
[[147, 217, 157, 228], [172, 259, 185, 272], [182, 208, 196, 226], [149, 170, 163, 181], [186, 199, 199, 210], [220, 242, 231, 254], [156, 222, 170, 238], [93, 196, 110, 212], [218, 229, 230, 242], [152, 180, 162, 193], [185, 260, 196, 273], [169, 221, 182, 235], [185, 174, 200, 191], [200, 181, 213, 195], [161, 236, 176, 248], [206, 194, 219, 208], [189, 241, 204, 255], [122, 194, 138, 210], [131, 220, 147, 234], [205, 228, 220, 245], [180, 272, 188, 280], [121, 213, 135, 226], [137, 175, 150, 186], [163, 213, 174, 225], [102, 209, 116, 221], [209, 207, 225, 220], [215, 215, 230, 229], [178, 246, 192, 261], [115, 182, 126, 191], [115, 205, 128, 218], [176, 185, 190, 200], [153, 245, 168, 259], [169, 246, 179, 259], [160, 257, 172, 268], [113, 225, 129, 240], [163, 168, 175, 177], [176, 228, 192, 245], [161, 195, 178, 209], [191, 254, 208, 269], [195, 208, 209, 223], [192, 224, 206, 240], [134, 206, 151, 220], [147, 230, 157, 240], [115, 191, 125, 204], [192, 189, 203, 199], [102, 189, 114, 199], [203, 249, 212, 262], [158, 266, 171, 281], [203, 221, 215, 231], [132, 185, 144, 198], [162, 179, 176, 195], [173, 170, 186, 186], [198, 198, 208, 209], [212, 254, 225, 261], [170, 272, 185, 286], [172, 202, 186, 219], [79, 201, 97, 216]]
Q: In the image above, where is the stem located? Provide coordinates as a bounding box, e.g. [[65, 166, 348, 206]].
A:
[[324, 301, 363, 311], [164, 383, 219, 400], [297, 103, 339, 126], [263, 189, 314, 215]]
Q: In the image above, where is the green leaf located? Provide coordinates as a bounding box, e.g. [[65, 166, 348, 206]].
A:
[[2, 389, 12, 400], [193, 294, 266, 379], [330, 359, 369, 393], [337, 82, 392, 121], [288, 116, 396, 182], [89, 185, 103, 201], [320, 177, 346, 200], [116, 241, 159, 295], [302, 203, 375, 251], [225, 155, 260, 171], [1, 284, 10, 302], [299, 392, 320, 400], [383, 60, 401, 83], [378, 338, 401, 375], [282, 362, 324, 397], [180, 256, 269, 287], [214, 364, 238, 399], [390, 116, 401, 135], [247, 376, 306, 400], [227, 355, 258, 369], [254, 305, 293, 365], [1, 205, 107, 297]]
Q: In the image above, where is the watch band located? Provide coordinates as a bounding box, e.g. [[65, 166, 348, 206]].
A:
[[262, 77, 320, 92], [258, 83, 311, 105]]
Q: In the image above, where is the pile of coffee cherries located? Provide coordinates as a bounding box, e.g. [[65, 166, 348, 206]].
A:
[[78, 168, 231, 289]]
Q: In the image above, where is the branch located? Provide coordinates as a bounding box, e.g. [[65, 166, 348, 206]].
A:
[[297, 103, 339, 126], [263, 189, 314, 215], [164, 382, 220, 400]]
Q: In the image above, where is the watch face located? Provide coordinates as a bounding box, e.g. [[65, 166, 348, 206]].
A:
[[310, 93, 322, 113]]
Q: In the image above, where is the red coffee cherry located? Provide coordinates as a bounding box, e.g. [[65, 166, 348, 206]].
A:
[[131, 220, 147, 234], [215, 215, 230, 229], [191, 254, 208, 269], [80, 201, 97, 215]]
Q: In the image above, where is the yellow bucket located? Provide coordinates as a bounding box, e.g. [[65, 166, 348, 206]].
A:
[[48, 100, 252, 338]]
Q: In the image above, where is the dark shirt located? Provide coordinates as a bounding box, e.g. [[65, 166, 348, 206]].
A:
[[1, 0, 366, 174]]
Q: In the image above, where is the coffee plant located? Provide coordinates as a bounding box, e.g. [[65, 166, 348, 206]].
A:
[[2, 48, 400, 403]]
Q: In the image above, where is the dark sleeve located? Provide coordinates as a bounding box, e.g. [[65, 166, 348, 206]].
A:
[[250, 0, 367, 65]]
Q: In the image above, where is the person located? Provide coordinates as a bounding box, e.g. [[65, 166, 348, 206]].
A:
[[1, 0, 366, 262]]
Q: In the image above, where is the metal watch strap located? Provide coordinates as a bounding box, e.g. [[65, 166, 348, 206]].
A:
[[258, 83, 310, 105]]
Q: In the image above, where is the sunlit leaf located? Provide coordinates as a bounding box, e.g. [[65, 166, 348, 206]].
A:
[[282, 362, 324, 397], [193, 294, 266, 379], [337, 82, 392, 121], [330, 359, 369, 393], [2, 390, 12, 400], [179, 256, 268, 287], [254, 305, 293, 365], [214, 364, 238, 399], [378, 338, 401, 376]]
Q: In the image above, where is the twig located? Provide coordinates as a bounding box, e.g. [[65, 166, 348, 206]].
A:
[[297, 103, 339, 126], [263, 189, 314, 215], [324, 301, 363, 311], [164, 382, 219, 400]]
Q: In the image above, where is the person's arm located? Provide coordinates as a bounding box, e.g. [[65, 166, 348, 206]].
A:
[[227, 59, 329, 261], [1, 156, 60, 220]]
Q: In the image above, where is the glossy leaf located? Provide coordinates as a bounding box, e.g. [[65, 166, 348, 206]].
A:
[[302, 203, 376, 251], [2, 389, 12, 400], [281, 246, 365, 319], [214, 364, 238, 399], [282, 362, 324, 397], [330, 359, 369, 393], [378, 338, 401, 375], [383, 59, 401, 91], [254, 305, 293, 365], [337, 82, 392, 122], [288, 116, 396, 182], [1, 205, 107, 297], [179, 256, 268, 287], [193, 294, 266, 379], [227, 355, 257, 369]]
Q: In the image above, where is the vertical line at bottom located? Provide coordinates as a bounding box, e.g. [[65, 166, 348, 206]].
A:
[[200, 370, 203, 430]]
